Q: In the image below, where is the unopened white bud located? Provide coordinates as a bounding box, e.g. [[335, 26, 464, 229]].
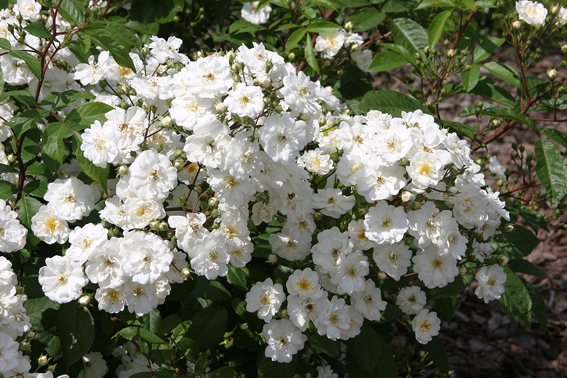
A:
[[118, 165, 128, 176], [209, 197, 219, 207], [500, 256, 509, 266], [325, 86, 334, 95], [378, 272, 388, 280], [350, 43, 359, 52], [513, 20, 522, 29], [459, 267, 468, 276], [161, 116, 172, 127], [447, 49, 456, 57], [547, 68, 558, 80], [79, 295, 91, 306], [345, 21, 353, 31], [38, 355, 48, 366], [268, 254, 278, 264], [7, 154, 15, 163], [401, 191, 414, 202], [181, 267, 191, 278], [215, 103, 227, 113]]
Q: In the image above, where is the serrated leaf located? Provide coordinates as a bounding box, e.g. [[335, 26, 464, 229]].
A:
[[116, 326, 166, 344], [186, 307, 228, 351], [59, 0, 85, 26], [416, 0, 464, 9], [0, 164, 17, 173], [4, 90, 36, 107], [473, 36, 506, 63], [306, 21, 341, 33], [0, 180, 17, 200], [508, 259, 546, 276], [357, 90, 431, 116], [23, 178, 47, 197], [391, 18, 428, 54], [308, 332, 340, 358], [23, 297, 60, 332], [304, 32, 319, 73], [16, 196, 42, 229], [142, 308, 162, 334], [40, 90, 95, 111], [57, 302, 95, 369], [0, 37, 11, 50], [461, 64, 480, 92], [484, 61, 521, 88], [492, 226, 540, 260], [428, 10, 451, 47], [470, 79, 517, 108], [25, 163, 49, 176], [433, 296, 457, 323], [65, 101, 114, 127], [226, 265, 249, 291], [524, 282, 547, 332], [286, 28, 306, 50], [9, 50, 41, 79], [345, 8, 386, 32], [191, 276, 232, 301], [507, 202, 549, 233], [367, 50, 407, 72], [479, 107, 536, 132], [439, 119, 477, 139], [535, 140, 567, 204], [542, 128, 567, 150], [81, 24, 136, 71], [349, 323, 380, 371], [42, 122, 72, 165], [434, 274, 473, 297], [257, 353, 299, 378], [24, 22, 52, 39], [424, 337, 449, 372], [382, 0, 418, 12], [497, 266, 532, 328], [229, 19, 263, 34]]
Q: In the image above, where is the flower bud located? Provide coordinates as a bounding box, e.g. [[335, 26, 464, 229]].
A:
[[357, 208, 367, 216], [345, 21, 353, 31], [423, 46, 431, 55], [226, 51, 236, 61], [38, 355, 49, 366], [289, 52, 296, 60], [314, 212, 323, 221], [350, 43, 359, 52], [378, 272, 388, 280], [161, 116, 173, 127], [215, 103, 227, 113], [118, 165, 128, 176], [325, 86, 334, 95], [193, 185, 202, 193], [412, 201, 422, 210], [513, 20, 522, 29], [447, 49, 456, 57], [149, 220, 160, 230], [500, 256, 509, 266], [181, 267, 191, 278], [401, 191, 414, 202], [268, 254, 278, 264], [459, 267, 468, 276], [173, 160, 184, 170], [208, 197, 219, 207], [79, 295, 91, 306], [504, 224, 514, 233], [7, 154, 15, 163], [141, 47, 150, 56], [547, 68, 558, 80], [159, 221, 169, 232], [561, 44, 567, 54]]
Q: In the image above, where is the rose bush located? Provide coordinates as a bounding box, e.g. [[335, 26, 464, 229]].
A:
[[0, 0, 566, 377]]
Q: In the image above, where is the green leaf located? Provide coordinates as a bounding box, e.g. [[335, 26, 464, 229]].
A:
[[24, 22, 52, 39], [473, 36, 506, 63], [0, 164, 17, 173], [433, 296, 457, 323], [16, 196, 42, 229], [383, 0, 419, 12], [72, 134, 110, 193], [42, 122, 73, 165], [208, 367, 238, 378], [535, 140, 567, 204], [508, 259, 546, 276], [428, 10, 451, 47], [0, 60, 4, 96], [142, 308, 162, 334], [116, 327, 166, 344], [507, 202, 549, 233], [191, 276, 232, 301], [186, 307, 228, 351], [229, 19, 263, 34], [497, 267, 532, 328], [35, 329, 62, 357], [367, 50, 407, 72], [23, 178, 47, 197], [542, 128, 567, 150], [7, 109, 47, 138], [374, 332, 398, 378], [434, 274, 473, 297], [226, 265, 249, 291], [65, 101, 114, 127], [492, 226, 540, 260], [424, 337, 449, 372], [0, 180, 17, 200], [124, 20, 159, 36], [439, 119, 477, 139], [26, 163, 49, 176], [286, 28, 306, 50], [4, 90, 37, 107], [391, 18, 428, 54], [304, 32, 319, 73], [308, 332, 340, 358], [416, 0, 464, 9], [57, 302, 96, 369], [23, 297, 60, 332], [460, 64, 480, 92], [98, 21, 141, 50], [479, 107, 536, 132], [483, 61, 521, 88], [306, 21, 341, 33], [349, 323, 381, 371], [346, 8, 386, 32], [0, 37, 11, 50], [40, 90, 95, 111], [381, 42, 415, 63], [524, 282, 547, 332], [470, 80, 517, 108], [81, 24, 136, 71], [357, 90, 431, 117], [9, 50, 42, 79], [59, 0, 85, 26]]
